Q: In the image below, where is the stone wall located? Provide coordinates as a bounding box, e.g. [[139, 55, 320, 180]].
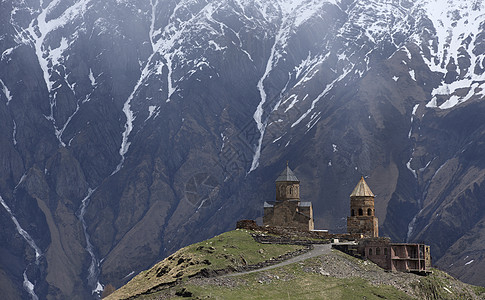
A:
[[347, 215, 378, 237], [236, 220, 361, 241], [263, 201, 311, 230], [360, 238, 392, 270]]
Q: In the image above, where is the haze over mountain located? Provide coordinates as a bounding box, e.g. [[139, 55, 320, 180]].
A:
[[1, 0, 485, 298]]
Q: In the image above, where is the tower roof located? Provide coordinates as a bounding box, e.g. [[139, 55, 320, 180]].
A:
[[350, 176, 374, 197], [276, 164, 299, 182]]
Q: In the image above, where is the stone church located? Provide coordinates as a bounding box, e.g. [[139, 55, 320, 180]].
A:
[[260, 168, 432, 273], [263, 164, 314, 231], [262, 168, 377, 235], [347, 176, 379, 237]]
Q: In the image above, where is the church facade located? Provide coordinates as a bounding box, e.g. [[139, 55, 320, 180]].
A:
[[263, 164, 314, 231]]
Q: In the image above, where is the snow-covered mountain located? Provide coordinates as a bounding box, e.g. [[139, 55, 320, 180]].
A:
[[2, 0, 485, 298]]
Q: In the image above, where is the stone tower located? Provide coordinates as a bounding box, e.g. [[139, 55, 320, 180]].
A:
[[263, 163, 314, 231], [275, 163, 300, 202], [347, 177, 378, 237]]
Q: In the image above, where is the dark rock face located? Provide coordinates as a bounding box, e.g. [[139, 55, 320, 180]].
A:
[[1, 0, 485, 298]]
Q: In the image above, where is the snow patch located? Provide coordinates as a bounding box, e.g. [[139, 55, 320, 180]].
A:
[[147, 105, 158, 120], [77, 188, 102, 294], [392, 76, 399, 81], [248, 1, 331, 172], [1, 46, 17, 61], [406, 212, 421, 241], [0, 196, 42, 261], [412, 104, 419, 116], [149, 0, 160, 49], [416, 0, 484, 74], [409, 69, 416, 81], [164, 54, 175, 102], [292, 65, 353, 127], [0, 79, 12, 105], [12, 120, 18, 145], [430, 80, 483, 110], [123, 271, 135, 279], [465, 259, 474, 266], [426, 96, 438, 108], [250, 8, 290, 172], [406, 157, 417, 178], [272, 136, 283, 143], [93, 281, 103, 295], [208, 40, 226, 51], [113, 57, 157, 173], [23, 271, 39, 300], [403, 46, 412, 60], [414, 0, 485, 109], [88, 69, 96, 86], [1, 195, 42, 299]]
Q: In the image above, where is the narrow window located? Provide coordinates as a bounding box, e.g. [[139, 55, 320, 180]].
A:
[[376, 247, 381, 255], [289, 187, 293, 195], [369, 248, 373, 256], [359, 208, 363, 216], [384, 248, 388, 255], [351, 209, 355, 216], [367, 208, 372, 216]]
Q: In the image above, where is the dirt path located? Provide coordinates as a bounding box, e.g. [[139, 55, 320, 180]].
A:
[[227, 244, 332, 277]]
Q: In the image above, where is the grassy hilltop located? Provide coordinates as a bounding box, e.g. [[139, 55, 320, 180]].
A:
[[106, 230, 485, 300]]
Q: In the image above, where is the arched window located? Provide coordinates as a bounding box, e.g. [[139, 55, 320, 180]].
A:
[[289, 187, 293, 195], [359, 208, 363, 216], [368, 208, 372, 216], [351, 209, 355, 216], [369, 248, 373, 256], [376, 247, 381, 255]]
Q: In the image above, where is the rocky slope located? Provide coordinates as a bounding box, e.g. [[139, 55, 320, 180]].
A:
[[1, 0, 485, 298]]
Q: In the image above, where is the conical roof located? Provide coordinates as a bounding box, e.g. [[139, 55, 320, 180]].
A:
[[350, 176, 374, 197], [276, 164, 299, 182]]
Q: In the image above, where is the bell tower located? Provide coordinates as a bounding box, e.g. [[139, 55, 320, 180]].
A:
[[347, 177, 378, 237], [275, 161, 300, 202]]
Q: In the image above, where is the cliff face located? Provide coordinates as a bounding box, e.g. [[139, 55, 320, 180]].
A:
[[1, 0, 485, 298]]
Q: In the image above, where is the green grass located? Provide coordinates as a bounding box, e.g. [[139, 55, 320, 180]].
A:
[[106, 230, 485, 300], [167, 261, 413, 300], [106, 230, 304, 299], [471, 285, 485, 296], [190, 229, 304, 269], [412, 268, 482, 300]]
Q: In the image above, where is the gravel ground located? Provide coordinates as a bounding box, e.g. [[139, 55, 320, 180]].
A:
[[304, 250, 420, 297]]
